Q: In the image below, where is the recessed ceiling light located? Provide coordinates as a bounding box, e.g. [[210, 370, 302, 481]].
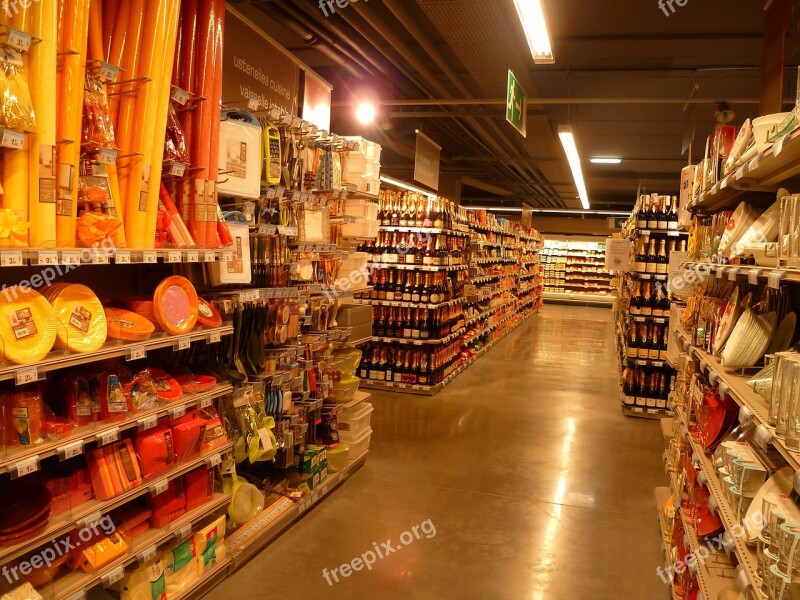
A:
[[590, 157, 622, 164], [511, 0, 554, 64]]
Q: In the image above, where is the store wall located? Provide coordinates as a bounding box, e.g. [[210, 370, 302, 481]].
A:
[[532, 216, 616, 237]]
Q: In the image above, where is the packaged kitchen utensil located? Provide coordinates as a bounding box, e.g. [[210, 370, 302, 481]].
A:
[[217, 110, 263, 199]]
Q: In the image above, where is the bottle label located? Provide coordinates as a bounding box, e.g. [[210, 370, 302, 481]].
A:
[[411, 293, 420, 302], [658, 220, 668, 230], [647, 220, 658, 229], [648, 349, 660, 360], [660, 350, 668, 360], [656, 264, 668, 275], [627, 348, 638, 358], [640, 307, 652, 316], [638, 348, 649, 359], [630, 306, 640, 315], [668, 221, 678, 231], [404, 328, 412, 338]]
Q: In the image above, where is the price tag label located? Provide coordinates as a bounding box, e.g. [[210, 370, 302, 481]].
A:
[[150, 478, 169, 496], [186, 250, 199, 263], [222, 251, 234, 262], [97, 149, 117, 164], [198, 396, 213, 410], [175, 523, 192, 540], [80, 511, 102, 529], [36, 250, 57, 266], [207, 330, 221, 344], [171, 86, 190, 105], [1, 127, 24, 150], [138, 545, 157, 565], [169, 405, 186, 420], [755, 424, 773, 453], [127, 345, 146, 361], [633, 407, 644, 413], [96, 428, 120, 447], [167, 250, 181, 263], [774, 133, 791, 156], [205, 453, 222, 468], [115, 250, 131, 264], [709, 371, 719, 385], [769, 270, 786, 289], [0, 250, 23, 266], [174, 336, 191, 351], [12, 456, 39, 478], [92, 251, 110, 264], [58, 440, 84, 461], [138, 415, 158, 431], [143, 251, 158, 264], [64, 592, 86, 600], [170, 162, 186, 177], [15, 366, 38, 385], [6, 28, 32, 52], [727, 267, 739, 281], [739, 405, 753, 423], [61, 250, 80, 265], [248, 98, 260, 111], [97, 62, 120, 81], [748, 268, 761, 285], [719, 381, 730, 396], [102, 566, 125, 587], [203, 251, 215, 263]]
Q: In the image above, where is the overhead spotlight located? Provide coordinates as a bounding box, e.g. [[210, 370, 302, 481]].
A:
[[355, 102, 376, 125]]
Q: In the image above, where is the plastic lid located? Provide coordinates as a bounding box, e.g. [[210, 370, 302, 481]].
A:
[[153, 276, 199, 335]]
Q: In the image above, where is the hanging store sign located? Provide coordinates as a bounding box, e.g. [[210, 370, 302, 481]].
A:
[[302, 71, 332, 132], [506, 69, 527, 138], [414, 130, 441, 191], [223, 8, 300, 115]]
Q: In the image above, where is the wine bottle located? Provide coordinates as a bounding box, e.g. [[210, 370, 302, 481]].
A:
[[394, 273, 404, 301], [630, 281, 642, 315], [660, 327, 669, 361], [648, 324, 661, 360], [635, 240, 647, 272], [415, 196, 425, 227], [636, 369, 647, 399], [657, 196, 669, 230], [668, 196, 679, 230], [411, 308, 421, 339], [430, 275, 442, 304], [637, 324, 650, 359], [386, 307, 396, 337], [422, 198, 433, 228], [656, 240, 668, 275], [402, 272, 413, 302], [433, 199, 444, 229], [623, 367, 635, 396], [393, 350, 405, 383], [418, 351, 429, 385], [402, 308, 412, 338], [647, 196, 659, 230], [407, 353, 418, 385], [645, 239, 657, 274], [411, 273, 421, 303], [420, 274, 431, 303], [369, 347, 382, 380], [399, 194, 409, 227], [637, 196, 648, 229], [423, 241, 435, 266], [386, 234, 398, 264], [627, 325, 639, 358], [640, 282, 653, 316], [359, 347, 371, 379], [420, 308, 430, 340], [385, 348, 394, 383]]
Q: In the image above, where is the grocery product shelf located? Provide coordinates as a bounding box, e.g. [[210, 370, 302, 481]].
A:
[[368, 262, 468, 272], [0, 444, 233, 566], [674, 327, 800, 470], [654, 487, 681, 600], [0, 324, 233, 388], [225, 453, 368, 569], [378, 225, 469, 238], [46, 492, 231, 600], [543, 291, 615, 305], [679, 261, 800, 286], [0, 382, 233, 475], [349, 297, 465, 309], [171, 557, 232, 600], [0, 247, 234, 268]]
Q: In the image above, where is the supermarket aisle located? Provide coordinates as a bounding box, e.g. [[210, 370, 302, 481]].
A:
[[205, 305, 666, 599]]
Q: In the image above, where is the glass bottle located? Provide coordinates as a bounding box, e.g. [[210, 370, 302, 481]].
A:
[[656, 240, 668, 275], [645, 239, 657, 274], [399, 194, 409, 227], [647, 196, 659, 230], [657, 197, 669, 230]]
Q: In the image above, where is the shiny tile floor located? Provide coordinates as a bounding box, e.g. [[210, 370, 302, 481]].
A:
[[205, 305, 668, 599]]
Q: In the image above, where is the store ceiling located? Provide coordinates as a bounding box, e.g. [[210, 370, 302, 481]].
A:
[[234, 0, 775, 211]]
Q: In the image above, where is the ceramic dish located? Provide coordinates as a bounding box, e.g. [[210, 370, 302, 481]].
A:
[[743, 468, 794, 542], [768, 311, 796, 354], [753, 113, 791, 152], [713, 287, 740, 355], [152, 276, 199, 335], [0, 287, 58, 365]]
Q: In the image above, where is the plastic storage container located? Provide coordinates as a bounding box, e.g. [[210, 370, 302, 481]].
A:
[[342, 219, 379, 239], [339, 402, 373, 437], [344, 199, 379, 220], [332, 377, 360, 403], [341, 426, 372, 461], [326, 444, 349, 472]]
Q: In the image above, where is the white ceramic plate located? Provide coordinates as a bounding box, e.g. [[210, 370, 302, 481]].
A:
[[768, 311, 796, 354]]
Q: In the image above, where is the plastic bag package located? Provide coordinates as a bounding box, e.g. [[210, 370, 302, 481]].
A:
[[223, 386, 277, 464], [0, 60, 36, 131], [81, 76, 115, 151], [77, 176, 124, 248], [165, 103, 188, 163]]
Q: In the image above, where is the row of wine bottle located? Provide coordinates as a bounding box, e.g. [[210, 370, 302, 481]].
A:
[[363, 270, 465, 304], [626, 322, 669, 360], [359, 341, 463, 386], [634, 194, 680, 230], [373, 305, 465, 340], [358, 234, 465, 266], [629, 281, 670, 316], [622, 366, 673, 400], [633, 239, 686, 274], [378, 190, 468, 230]]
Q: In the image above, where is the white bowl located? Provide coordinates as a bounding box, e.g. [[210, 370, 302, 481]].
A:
[[752, 113, 791, 152]]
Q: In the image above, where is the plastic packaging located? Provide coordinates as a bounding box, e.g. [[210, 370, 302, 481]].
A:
[[43, 283, 108, 353], [86, 439, 143, 500], [165, 103, 188, 163], [0, 286, 58, 365], [81, 76, 115, 150], [135, 426, 175, 480], [153, 275, 199, 335], [217, 110, 262, 199]]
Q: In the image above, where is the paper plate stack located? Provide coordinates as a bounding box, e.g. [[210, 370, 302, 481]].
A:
[[0, 287, 58, 364], [733, 200, 781, 257], [0, 485, 51, 544], [104, 307, 156, 341], [718, 202, 762, 258], [721, 308, 778, 369], [43, 284, 107, 353], [153, 276, 199, 335]]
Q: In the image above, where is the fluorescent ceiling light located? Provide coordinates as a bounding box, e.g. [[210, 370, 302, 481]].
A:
[[512, 0, 554, 64], [379, 176, 437, 199], [590, 157, 621, 164], [465, 207, 523, 212], [530, 209, 630, 216], [557, 125, 590, 210]]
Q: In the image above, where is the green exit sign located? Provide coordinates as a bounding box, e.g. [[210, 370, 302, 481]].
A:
[[608, 217, 626, 229], [506, 69, 526, 138]]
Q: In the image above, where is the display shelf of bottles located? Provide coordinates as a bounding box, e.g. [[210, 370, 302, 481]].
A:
[[471, 257, 518, 265], [471, 274, 502, 284], [633, 193, 682, 231], [636, 229, 688, 237], [518, 272, 539, 280], [378, 225, 469, 238], [378, 186, 470, 233], [368, 262, 467, 272], [352, 297, 464, 310]]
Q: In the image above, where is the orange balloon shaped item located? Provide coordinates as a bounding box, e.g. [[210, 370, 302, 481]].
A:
[[152, 276, 198, 335]]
